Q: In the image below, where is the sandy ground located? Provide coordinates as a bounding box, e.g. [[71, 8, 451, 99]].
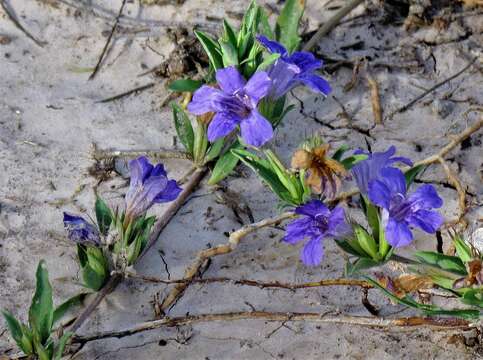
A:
[[0, 0, 482, 359]]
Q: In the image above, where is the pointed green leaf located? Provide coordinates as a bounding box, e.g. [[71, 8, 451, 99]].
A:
[[257, 53, 280, 71], [171, 103, 195, 156], [340, 154, 367, 170], [53, 293, 89, 325], [95, 197, 112, 235], [54, 332, 73, 360], [2, 311, 33, 355], [168, 79, 202, 93], [204, 138, 225, 163], [346, 257, 381, 276], [414, 251, 467, 275], [453, 234, 472, 263], [29, 260, 53, 344], [275, 0, 305, 53], [404, 164, 427, 188], [335, 239, 366, 257], [332, 145, 349, 161], [208, 141, 242, 185], [194, 30, 223, 70], [354, 225, 379, 261]]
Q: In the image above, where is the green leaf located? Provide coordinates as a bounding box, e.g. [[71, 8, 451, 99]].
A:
[[257, 6, 274, 39], [275, 0, 305, 53], [77, 244, 88, 268], [193, 122, 208, 164], [194, 30, 223, 70], [332, 145, 349, 161], [461, 288, 483, 308], [257, 53, 280, 71], [29, 260, 54, 344], [354, 225, 379, 261], [204, 138, 224, 163], [361, 196, 379, 240], [340, 154, 367, 170], [33, 337, 52, 360], [453, 234, 472, 263], [82, 247, 109, 291], [168, 79, 202, 93], [171, 103, 195, 156], [53, 293, 89, 325], [414, 251, 467, 276], [95, 197, 112, 235], [237, 0, 259, 59], [346, 257, 381, 276], [404, 164, 427, 188], [232, 149, 294, 204], [208, 142, 242, 185], [335, 239, 366, 257], [366, 277, 481, 319], [2, 311, 33, 355], [219, 20, 239, 67], [54, 332, 73, 360]]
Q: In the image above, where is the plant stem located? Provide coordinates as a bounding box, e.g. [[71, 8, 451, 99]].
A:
[[67, 166, 208, 332]]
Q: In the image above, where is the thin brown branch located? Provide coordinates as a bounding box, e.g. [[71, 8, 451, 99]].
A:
[[91, 147, 192, 161], [159, 212, 296, 311], [414, 118, 483, 167], [303, 0, 365, 52], [72, 311, 477, 345], [96, 82, 155, 103], [388, 58, 477, 119], [438, 157, 468, 228], [89, 0, 128, 80], [126, 272, 372, 289]]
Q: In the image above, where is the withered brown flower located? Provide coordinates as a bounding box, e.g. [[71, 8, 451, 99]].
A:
[[291, 144, 347, 197]]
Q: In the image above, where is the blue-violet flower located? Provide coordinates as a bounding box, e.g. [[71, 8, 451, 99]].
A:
[[283, 200, 351, 266], [125, 156, 182, 221], [63, 213, 101, 246], [351, 145, 413, 195], [257, 35, 331, 99], [368, 167, 444, 248], [187, 66, 273, 147]]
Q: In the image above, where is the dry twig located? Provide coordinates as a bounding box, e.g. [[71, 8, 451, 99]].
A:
[[366, 69, 383, 125], [159, 212, 296, 311], [72, 311, 478, 345], [91, 147, 192, 161], [89, 0, 128, 80], [0, 0, 46, 46]]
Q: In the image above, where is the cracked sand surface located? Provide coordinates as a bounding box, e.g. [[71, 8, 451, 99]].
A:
[[0, 0, 482, 359]]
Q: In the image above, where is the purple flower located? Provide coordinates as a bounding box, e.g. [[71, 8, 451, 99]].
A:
[[63, 213, 100, 246], [125, 157, 182, 220], [368, 167, 444, 248], [257, 35, 331, 99], [187, 66, 273, 147], [351, 146, 413, 195], [283, 200, 351, 266]]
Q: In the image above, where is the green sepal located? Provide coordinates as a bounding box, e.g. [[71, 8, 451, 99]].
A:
[[414, 251, 467, 276], [404, 164, 426, 188], [453, 234, 472, 263], [353, 224, 379, 261], [204, 138, 224, 163], [345, 257, 382, 276]]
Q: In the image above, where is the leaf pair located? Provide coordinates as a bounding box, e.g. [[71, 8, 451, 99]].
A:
[[2, 261, 73, 359]]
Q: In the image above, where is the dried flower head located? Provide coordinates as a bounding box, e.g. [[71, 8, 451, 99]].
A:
[[291, 143, 347, 198]]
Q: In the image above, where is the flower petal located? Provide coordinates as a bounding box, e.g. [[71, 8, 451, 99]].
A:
[[327, 206, 351, 238], [297, 73, 332, 96], [207, 112, 240, 142], [129, 156, 153, 186], [408, 209, 444, 233], [283, 216, 314, 244], [154, 179, 182, 203], [239, 110, 273, 147], [287, 51, 321, 72], [151, 164, 167, 177], [267, 59, 299, 99], [379, 167, 406, 195], [256, 35, 287, 55], [385, 218, 413, 248], [408, 184, 443, 210], [216, 66, 246, 95], [300, 237, 324, 266], [295, 200, 330, 218], [63, 212, 100, 246], [368, 179, 391, 209], [244, 71, 272, 104], [187, 85, 225, 115]]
